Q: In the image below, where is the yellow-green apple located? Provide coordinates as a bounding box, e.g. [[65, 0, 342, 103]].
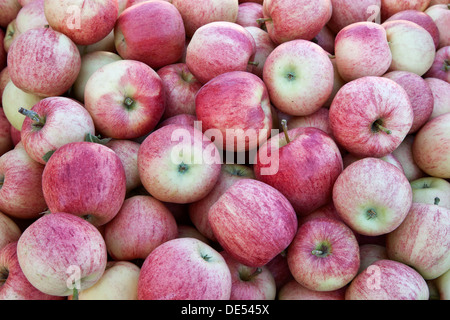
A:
[[185, 21, 256, 84], [345, 259, 429, 300], [68, 261, 140, 300], [386, 202, 450, 280], [245, 26, 277, 79], [0, 242, 65, 300], [104, 195, 178, 261], [411, 177, 450, 209], [385, 9, 440, 49], [208, 179, 298, 267], [2, 19, 20, 52], [172, 0, 239, 38], [358, 244, 388, 274], [0, 0, 21, 28], [412, 112, 450, 178], [287, 217, 360, 291], [114, 0, 185, 70], [84, 59, 165, 140], [334, 22, 392, 82], [254, 126, 343, 216], [424, 78, 450, 119], [424, 46, 450, 83], [329, 76, 414, 158], [19, 97, 96, 165], [72, 51, 122, 103], [313, 25, 335, 55], [382, 19, 436, 76], [381, 0, 431, 21], [17, 212, 108, 297], [278, 280, 347, 300], [433, 269, 450, 300], [41, 141, 127, 226], [44, 0, 118, 46], [220, 250, 276, 300], [2, 80, 44, 131], [138, 124, 222, 204], [106, 139, 141, 193], [0, 212, 20, 251], [138, 237, 232, 300], [0, 108, 13, 156], [7, 27, 81, 97], [327, 0, 381, 34], [383, 71, 434, 133], [236, 2, 263, 28], [156, 63, 202, 120], [391, 134, 426, 181], [189, 164, 255, 242], [262, 39, 334, 116], [261, 0, 332, 44], [425, 4, 450, 49], [332, 157, 413, 236], [0, 145, 47, 220], [156, 114, 197, 130], [15, 0, 48, 34], [195, 70, 272, 153]]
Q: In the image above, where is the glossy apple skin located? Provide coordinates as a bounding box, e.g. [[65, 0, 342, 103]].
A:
[[254, 127, 343, 216], [16, 213, 108, 297], [41, 142, 127, 227], [345, 259, 429, 300], [327, 0, 381, 34], [208, 179, 298, 267], [329, 76, 414, 158], [386, 202, 450, 280], [7, 27, 81, 97], [137, 237, 232, 300]]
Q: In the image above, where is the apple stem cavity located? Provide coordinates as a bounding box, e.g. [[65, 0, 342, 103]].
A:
[[372, 119, 392, 135], [435, 197, 440, 206], [18, 107, 45, 129], [281, 119, 291, 144], [240, 267, 263, 282]]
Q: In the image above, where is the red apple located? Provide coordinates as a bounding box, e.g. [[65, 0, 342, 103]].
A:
[[264, 252, 293, 291], [176, 225, 210, 244], [424, 77, 450, 119], [138, 237, 232, 300], [0, 0, 21, 28], [0, 29, 6, 72], [313, 25, 335, 55], [286, 108, 334, 139], [342, 152, 404, 173], [236, 2, 264, 28], [279, 280, 347, 300], [245, 26, 277, 79], [0, 108, 13, 157], [0, 67, 10, 104], [425, 4, 450, 49], [358, 244, 389, 274], [391, 134, 426, 181], [156, 114, 197, 130], [15, 0, 48, 35], [381, 0, 431, 21], [42, 141, 127, 226], [424, 46, 450, 83], [0, 212, 21, 251]]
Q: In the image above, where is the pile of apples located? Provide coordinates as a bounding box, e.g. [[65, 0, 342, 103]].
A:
[[0, 0, 449, 301]]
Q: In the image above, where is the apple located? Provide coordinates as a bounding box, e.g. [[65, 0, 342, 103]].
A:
[[264, 252, 293, 291], [391, 134, 426, 181], [114, 0, 185, 70], [424, 46, 450, 83], [0, 144, 47, 220], [104, 195, 178, 261], [156, 114, 197, 130], [76, 29, 116, 56], [245, 26, 277, 79], [342, 152, 404, 174], [236, 2, 264, 28], [285, 108, 334, 139], [385, 9, 441, 49], [7, 27, 81, 97], [433, 269, 450, 300], [0, 67, 10, 102], [383, 71, 434, 133], [138, 237, 232, 300], [382, 19, 436, 76], [424, 77, 450, 119], [208, 178, 298, 267], [381, 0, 431, 21], [9, 125, 20, 147], [106, 139, 141, 193], [425, 4, 450, 49], [262, 39, 334, 116], [44, 0, 118, 46], [176, 225, 210, 244], [189, 164, 255, 242], [312, 25, 335, 55], [334, 22, 392, 82], [323, 56, 346, 108], [0, 108, 13, 156], [68, 261, 140, 300], [0, 212, 21, 251], [156, 63, 202, 120], [254, 126, 343, 216], [345, 259, 429, 300], [329, 76, 414, 158], [17, 212, 108, 297], [386, 202, 450, 280], [72, 51, 122, 104], [278, 280, 347, 300], [261, 0, 332, 44], [332, 157, 413, 236], [2, 19, 20, 53], [19, 96, 96, 165], [2, 80, 44, 131], [358, 244, 389, 274], [0, 29, 5, 71], [185, 21, 256, 85], [327, 0, 381, 34], [287, 217, 360, 292], [0, 242, 65, 300], [297, 201, 345, 226], [410, 177, 450, 209], [15, 0, 48, 34], [42, 141, 127, 227], [138, 124, 221, 204], [220, 250, 276, 300], [412, 112, 450, 178], [0, 0, 21, 28], [172, 0, 239, 38], [195, 70, 272, 153]]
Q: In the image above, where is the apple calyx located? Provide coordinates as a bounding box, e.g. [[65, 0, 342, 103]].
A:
[[201, 253, 212, 262], [18, 107, 45, 130], [371, 119, 392, 135], [123, 97, 136, 110], [435, 197, 440, 206], [178, 162, 189, 174], [281, 119, 291, 144], [239, 267, 262, 282], [366, 208, 378, 220]]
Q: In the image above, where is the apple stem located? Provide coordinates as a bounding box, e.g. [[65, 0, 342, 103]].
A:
[[434, 197, 440, 206], [18, 107, 45, 127], [311, 249, 323, 256], [328, 54, 336, 59], [256, 17, 272, 24], [72, 287, 79, 300], [241, 267, 263, 281], [281, 119, 290, 144], [372, 120, 391, 135], [248, 60, 259, 66]]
